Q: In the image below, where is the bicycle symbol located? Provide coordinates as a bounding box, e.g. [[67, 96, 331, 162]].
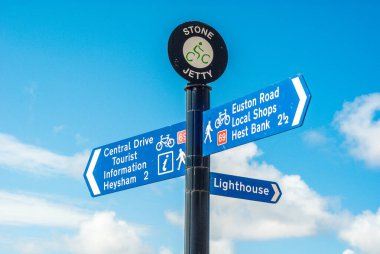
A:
[[156, 134, 175, 151], [215, 109, 231, 129], [185, 42, 211, 65]]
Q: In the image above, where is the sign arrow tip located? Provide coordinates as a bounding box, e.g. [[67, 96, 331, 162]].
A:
[[271, 183, 281, 203], [291, 76, 308, 126], [86, 148, 102, 196]]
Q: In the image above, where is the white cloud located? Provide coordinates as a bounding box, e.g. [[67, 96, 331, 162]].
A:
[[165, 143, 343, 253], [210, 239, 234, 254], [0, 133, 89, 178], [65, 211, 153, 254], [343, 249, 355, 254], [302, 129, 329, 146], [0, 191, 89, 228], [164, 210, 184, 228], [210, 143, 336, 241], [24, 83, 37, 113], [75, 133, 89, 145], [159, 246, 173, 254], [10, 211, 153, 254], [163, 213, 236, 254], [16, 239, 62, 254], [24, 83, 37, 99], [340, 208, 380, 254], [53, 125, 66, 134], [334, 93, 380, 167]]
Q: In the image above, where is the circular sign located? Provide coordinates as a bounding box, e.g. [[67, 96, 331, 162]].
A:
[[168, 21, 228, 84]]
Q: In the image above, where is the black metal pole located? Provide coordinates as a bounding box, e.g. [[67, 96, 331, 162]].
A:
[[185, 83, 211, 254]]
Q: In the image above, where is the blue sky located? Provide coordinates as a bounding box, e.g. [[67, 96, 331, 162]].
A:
[[1, 1, 380, 254]]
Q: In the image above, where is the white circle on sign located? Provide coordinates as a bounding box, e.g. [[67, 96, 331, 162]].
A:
[[183, 36, 214, 69]]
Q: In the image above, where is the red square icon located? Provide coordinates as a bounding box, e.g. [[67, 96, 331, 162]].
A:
[[217, 130, 227, 146], [177, 130, 186, 144]]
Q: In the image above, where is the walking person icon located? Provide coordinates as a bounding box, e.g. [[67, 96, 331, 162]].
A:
[[176, 148, 186, 170], [204, 120, 213, 143]]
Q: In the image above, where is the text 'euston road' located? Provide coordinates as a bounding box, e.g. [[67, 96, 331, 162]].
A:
[[203, 74, 311, 156], [84, 122, 187, 197]]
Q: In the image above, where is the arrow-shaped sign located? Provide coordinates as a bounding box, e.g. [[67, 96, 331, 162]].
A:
[[83, 122, 187, 197], [210, 172, 282, 203], [203, 74, 311, 156]]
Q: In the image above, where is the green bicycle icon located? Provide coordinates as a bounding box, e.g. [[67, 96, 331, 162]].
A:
[[185, 42, 211, 65]]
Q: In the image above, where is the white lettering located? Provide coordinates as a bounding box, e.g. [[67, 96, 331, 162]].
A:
[[231, 112, 251, 127], [251, 120, 270, 134], [231, 126, 249, 140], [111, 151, 138, 166], [103, 142, 131, 157], [213, 177, 270, 195], [253, 105, 277, 120], [103, 176, 137, 191], [133, 137, 153, 149], [259, 86, 280, 104], [183, 68, 212, 80], [182, 25, 214, 39], [232, 98, 257, 114], [103, 162, 147, 179]]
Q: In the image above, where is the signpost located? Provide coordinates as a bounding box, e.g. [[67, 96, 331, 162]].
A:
[[83, 20, 311, 254], [168, 21, 229, 254], [210, 172, 282, 203], [84, 122, 186, 197], [203, 74, 311, 156]]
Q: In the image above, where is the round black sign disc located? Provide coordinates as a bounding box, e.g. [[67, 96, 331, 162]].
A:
[[168, 21, 228, 84]]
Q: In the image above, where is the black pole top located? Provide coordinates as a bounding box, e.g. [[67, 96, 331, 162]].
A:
[[184, 83, 212, 91]]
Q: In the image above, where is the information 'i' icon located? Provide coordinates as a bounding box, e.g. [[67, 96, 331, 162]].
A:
[[158, 151, 174, 175]]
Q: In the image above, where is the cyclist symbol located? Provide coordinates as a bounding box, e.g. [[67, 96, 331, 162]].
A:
[[215, 109, 231, 129], [156, 134, 175, 151], [185, 42, 211, 65]]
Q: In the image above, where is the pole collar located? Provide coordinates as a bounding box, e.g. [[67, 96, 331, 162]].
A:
[[184, 83, 212, 91]]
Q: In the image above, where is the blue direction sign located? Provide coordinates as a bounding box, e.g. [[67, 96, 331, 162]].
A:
[[84, 122, 187, 197], [210, 172, 281, 203], [203, 74, 311, 156]]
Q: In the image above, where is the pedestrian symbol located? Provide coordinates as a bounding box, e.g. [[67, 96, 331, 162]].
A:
[[204, 120, 213, 143], [158, 151, 174, 175], [176, 148, 186, 170]]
